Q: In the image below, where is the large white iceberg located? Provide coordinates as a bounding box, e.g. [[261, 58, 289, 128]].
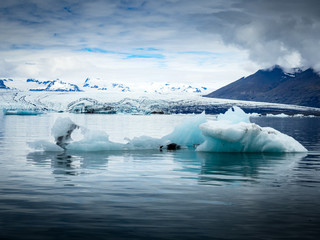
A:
[[196, 121, 307, 152], [195, 106, 307, 152]]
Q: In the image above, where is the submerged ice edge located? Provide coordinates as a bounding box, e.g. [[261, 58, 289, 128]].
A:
[[28, 106, 308, 153]]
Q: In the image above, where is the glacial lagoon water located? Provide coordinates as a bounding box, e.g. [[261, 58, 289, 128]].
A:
[[0, 113, 320, 240]]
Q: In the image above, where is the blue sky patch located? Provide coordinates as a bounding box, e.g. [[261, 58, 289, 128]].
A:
[[135, 47, 161, 51], [64, 7, 72, 13], [126, 54, 165, 59], [78, 48, 115, 54]]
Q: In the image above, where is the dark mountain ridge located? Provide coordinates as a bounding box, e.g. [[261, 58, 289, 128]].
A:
[[205, 66, 320, 108]]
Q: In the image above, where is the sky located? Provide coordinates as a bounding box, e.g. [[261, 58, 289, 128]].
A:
[[0, 0, 319, 90]]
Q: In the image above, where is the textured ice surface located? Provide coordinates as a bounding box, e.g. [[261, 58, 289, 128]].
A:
[[196, 107, 308, 152], [125, 136, 166, 150], [67, 130, 124, 151], [196, 121, 307, 152], [162, 112, 207, 146], [1, 91, 319, 115], [217, 106, 250, 123], [28, 140, 64, 152]]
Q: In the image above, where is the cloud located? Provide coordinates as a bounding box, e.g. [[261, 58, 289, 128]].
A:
[[1, 0, 319, 89], [190, 0, 320, 69]]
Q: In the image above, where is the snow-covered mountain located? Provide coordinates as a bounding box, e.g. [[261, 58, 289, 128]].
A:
[[145, 82, 207, 94], [82, 78, 131, 92], [206, 65, 320, 108], [81, 77, 208, 94], [26, 79, 81, 92], [0, 79, 12, 89], [0, 77, 209, 94], [1, 78, 81, 92]]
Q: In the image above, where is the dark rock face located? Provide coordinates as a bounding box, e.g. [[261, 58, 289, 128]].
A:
[[205, 66, 320, 108]]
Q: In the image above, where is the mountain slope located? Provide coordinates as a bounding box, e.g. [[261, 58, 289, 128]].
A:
[[205, 66, 320, 108], [27, 79, 81, 92], [0, 80, 8, 89], [0, 79, 11, 89]]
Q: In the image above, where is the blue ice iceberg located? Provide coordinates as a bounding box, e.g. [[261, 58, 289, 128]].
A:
[[162, 112, 207, 147]]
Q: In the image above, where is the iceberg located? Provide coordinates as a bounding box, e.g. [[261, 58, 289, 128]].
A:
[[196, 121, 307, 152], [67, 130, 124, 151], [3, 109, 44, 115], [66, 130, 170, 152], [162, 111, 207, 147], [51, 117, 79, 149], [196, 107, 307, 153], [125, 136, 166, 150], [217, 106, 250, 123], [29, 106, 307, 153]]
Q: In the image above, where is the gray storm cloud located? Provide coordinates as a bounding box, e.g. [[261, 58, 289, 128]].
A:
[[189, 0, 320, 69]]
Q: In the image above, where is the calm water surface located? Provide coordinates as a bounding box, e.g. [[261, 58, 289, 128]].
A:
[[0, 113, 320, 240]]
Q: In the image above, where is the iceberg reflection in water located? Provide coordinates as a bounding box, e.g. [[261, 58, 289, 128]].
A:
[[27, 150, 308, 186], [20, 149, 320, 240]]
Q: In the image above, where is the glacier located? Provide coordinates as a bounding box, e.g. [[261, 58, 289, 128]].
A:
[[28, 106, 307, 153], [1, 90, 320, 116]]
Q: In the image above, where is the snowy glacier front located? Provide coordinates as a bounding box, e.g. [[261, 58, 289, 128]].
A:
[[29, 106, 307, 153]]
